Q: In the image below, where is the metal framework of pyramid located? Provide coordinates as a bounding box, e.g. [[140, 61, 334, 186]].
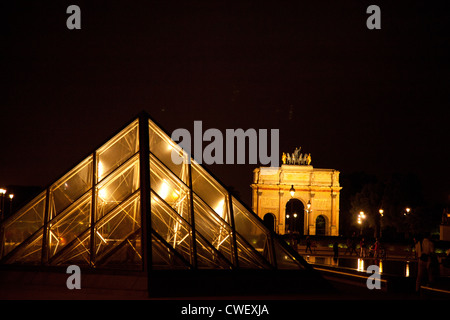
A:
[[0, 113, 308, 273]]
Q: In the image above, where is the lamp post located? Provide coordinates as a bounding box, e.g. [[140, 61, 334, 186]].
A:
[[290, 185, 295, 233], [0, 188, 6, 221], [378, 209, 384, 238], [306, 200, 311, 235], [357, 211, 366, 235], [9, 194, 14, 216], [403, 207, 411, 238]]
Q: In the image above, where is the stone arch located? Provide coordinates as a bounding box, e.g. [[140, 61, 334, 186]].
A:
[[285, 199, 304, 236], [263, 212, 276, 232], [315, 215, 327, 236]]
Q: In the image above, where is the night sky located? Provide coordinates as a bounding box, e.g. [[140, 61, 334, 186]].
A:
[[1, 1, 449, 208]]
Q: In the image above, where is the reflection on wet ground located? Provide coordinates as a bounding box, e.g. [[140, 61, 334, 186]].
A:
[[305, 255, 417, 278]]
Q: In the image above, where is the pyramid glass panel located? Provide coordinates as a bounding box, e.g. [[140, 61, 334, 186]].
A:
[[235, 233, 272, 269], [94, 191, 141, 263], [193, 194, 234, 264], [6, 232, 43, 264], [96, 155, 140, 220], [150, 154, 190, 220], [150, 191, 192, 265], [97, 232, 142, 270], [149, 119, 190, 185], [1, 191, 46, 259], [232, 197, 273, 266], [273, 239, 305, 270], [195, 232, 232, 269], [97, 120, 139, 182], [191, 161, 229, 222], [151, 233, 191, 270], [49, 229, 90, 266], [47, 193, 91, 259], [49, 156, 93, 218]]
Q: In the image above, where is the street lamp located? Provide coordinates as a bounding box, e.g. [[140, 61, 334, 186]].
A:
[[358, 211, 366, 235], [9, 193, 14, 215], [305, 200, 312, 235], [0, 188, 6, 221], [288, 185, 295, 233], [378, 209, 384, 238]]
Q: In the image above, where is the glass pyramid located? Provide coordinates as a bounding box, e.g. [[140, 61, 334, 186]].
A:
[[0, 113, 308, 272]]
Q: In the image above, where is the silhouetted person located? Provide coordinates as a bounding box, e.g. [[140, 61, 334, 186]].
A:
[[305, 236, 312, 254], [374, 238, 381, 259], [359, 237, 367, 258], [415, 233, 435, 292], [333, 241, 339, 259]]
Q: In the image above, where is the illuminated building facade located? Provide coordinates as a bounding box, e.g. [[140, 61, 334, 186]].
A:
[[251, 165, 341, 236]]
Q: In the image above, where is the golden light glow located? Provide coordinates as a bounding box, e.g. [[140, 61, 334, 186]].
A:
[[159, 179, 170, 200], [405, 261, 410, 277], [357, 211, 366, 224], [0, 188, 6, 195], [214, 199, 225, 218], [98, 188, 108, 201], [98, 161, 105, 180], [289, 185, 295, 197], [357, 258, 364, 272], [9, 194, 14, 200]]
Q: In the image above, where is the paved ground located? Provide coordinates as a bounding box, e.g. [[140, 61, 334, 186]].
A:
[[0, 269, 445, 301], [1, 244, 448, 301]]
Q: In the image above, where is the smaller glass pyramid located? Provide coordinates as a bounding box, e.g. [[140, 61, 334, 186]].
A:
[[0, 113, 308, 272]]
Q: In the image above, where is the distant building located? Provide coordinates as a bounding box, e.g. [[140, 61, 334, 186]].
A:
[[251, 164, 341, 236]]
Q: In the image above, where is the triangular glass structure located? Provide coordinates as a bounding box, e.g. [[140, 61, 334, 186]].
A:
[[0, 113, 308, 273]]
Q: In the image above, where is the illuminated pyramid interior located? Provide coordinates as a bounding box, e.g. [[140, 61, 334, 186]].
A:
[[0, 113, 307, 272]]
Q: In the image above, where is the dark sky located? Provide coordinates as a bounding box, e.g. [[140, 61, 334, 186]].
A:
[[1, 0, 449, 207]]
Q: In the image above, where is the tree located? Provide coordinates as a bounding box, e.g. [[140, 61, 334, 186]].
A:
[[380, 173, 425, 236], [346, 172, 437, 239], [350, 180, 384, 238], [339, 172, 378, 236]]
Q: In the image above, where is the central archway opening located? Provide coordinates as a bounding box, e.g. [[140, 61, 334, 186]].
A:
[[285, 199, 304, 236], [316, 215, 326, 236], [263, 213, 275, 232]]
